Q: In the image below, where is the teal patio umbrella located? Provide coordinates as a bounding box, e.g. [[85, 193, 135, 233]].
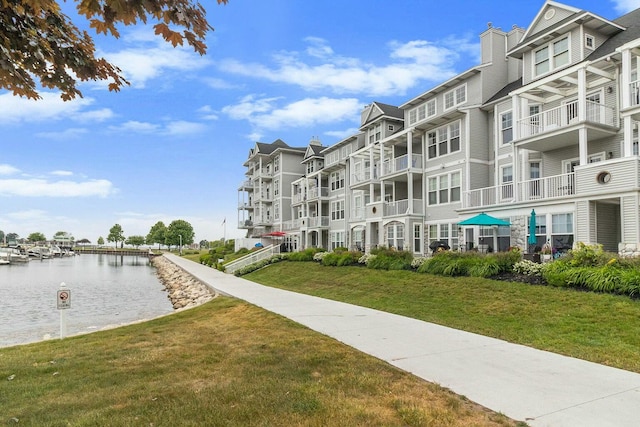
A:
[[458, 213, 511, 252], [528, 210, 537, 251]]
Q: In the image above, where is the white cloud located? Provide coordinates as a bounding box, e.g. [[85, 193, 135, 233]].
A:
[[221, 95, 282, 120], [219, 36, 472, 96], [74, 108, 115, 122], [197, 105, 219, 121], [103, 41, 211, 89], [0, 164, 20, 175], [0, 178, 115, 198], [36, 128, 89, 140], [110, 121, 160, 134], [324, 128, 360, 140], [51, 170, 74, 176], [251, 97, 361, 130], [166, 120, 207, 135], [0, 92, 93, 124], [612, 0, 640, 13]]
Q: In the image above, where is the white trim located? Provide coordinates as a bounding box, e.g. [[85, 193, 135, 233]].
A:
[[585, 33, 595, 50], [443, 84, 467, 111]]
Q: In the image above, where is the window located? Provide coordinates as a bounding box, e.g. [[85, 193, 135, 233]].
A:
[[427, 121, 462, 159], [501, 165, 513, 199], [274, 179, 280, 197], [331, 231, 345, 250], [585, 34, 594, 50], [428, 171, 461, 205], [330, 170, 345, 191], [427, 99, 436, 117], [368, 123, 382, 144], [413, 224, 422, 253], [501, 111, 513, 144], [417, 104, 426, 121], [552, 213, 574, 253], [274, 202, 280, 220], [527, 214, 547, 249], [306, 162, 314, 174], [444, 85, 466, 110], [273, 156, 280, 172], [388, 125, 395, 132], [353, 229, 364, 251], [534, 36, 569, 77], [386, 223, 404, 250], [331, 200, 345, 221], [427, 223, 458, 252]]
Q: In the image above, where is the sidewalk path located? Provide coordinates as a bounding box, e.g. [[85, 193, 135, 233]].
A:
[[166, 254, 640, 427]]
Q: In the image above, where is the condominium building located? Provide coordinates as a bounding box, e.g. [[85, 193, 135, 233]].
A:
[[238, 0, 640, 257]]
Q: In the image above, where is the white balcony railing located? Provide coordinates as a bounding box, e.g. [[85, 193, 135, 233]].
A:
[[517, 100, 615, 139], [381, 154, 422, 176], [351, 208, 365, 221], [293, 193, 304, 204], [383, 199, 423, 216], [308, 216, 330, 228], [282, 219, 300, 231], [463, 172, 575, 208], [307, 187, 329, 199]]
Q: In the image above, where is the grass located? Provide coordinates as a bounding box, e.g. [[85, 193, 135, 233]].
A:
[[0, 298, 521, 426], [245, 262, 640, 373]]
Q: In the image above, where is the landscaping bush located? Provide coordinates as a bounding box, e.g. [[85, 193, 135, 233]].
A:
[[513, 259, 545, 276], [565, 242, 613, 267], [488, 248, 522, 273], [365, 249, 412, 270], [321, 250, 362, 267], [288, 247, 325, 262], [418, 252, 481, 276]]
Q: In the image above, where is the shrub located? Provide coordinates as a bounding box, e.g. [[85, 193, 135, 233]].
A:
[[358, 253, 376, 266], [288, 248, 325, 262], [411, 257, 428, 270], [313, 252, 329, 262], [322, 251, 361, 267], [366, 249, 413, 270], [513, 260, 545, 276], [566, 242, 611, 267], [541, 260, 573, 287], [488, 249, 522, 273], [468, 259, 501, 278]]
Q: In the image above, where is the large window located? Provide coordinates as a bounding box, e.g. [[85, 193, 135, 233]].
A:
[[428, 171, 461, 205], [427, 121, 461, 159], [408, 99, 437, 125], [274, 179, 280, 197], [386, 223, 404, 250], [534, 36, 569, 77], [368, 123, 382, 144], [552, 213, 574, 252], [331, 231, 345, 250], [427, 223, 459, 252], [330, 170, 345, 191], [501, 165, 514, 199], [444, 85, 466, 110], [331, 200, 345, 221], [501, 111, 513, 144]]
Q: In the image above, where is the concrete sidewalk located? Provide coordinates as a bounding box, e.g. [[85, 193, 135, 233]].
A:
[[165, 254, 640, 427]]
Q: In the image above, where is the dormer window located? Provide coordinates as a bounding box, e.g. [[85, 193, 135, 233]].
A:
[[534, 36, 569, 77]]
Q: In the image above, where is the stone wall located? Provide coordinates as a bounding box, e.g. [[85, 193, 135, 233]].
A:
[[151, 255, 216, 309]]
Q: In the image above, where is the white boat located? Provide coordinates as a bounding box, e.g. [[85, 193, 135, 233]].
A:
[[0, 247, 30, 263], [0, 257, 9, 265], [27, 246, 52, 259]]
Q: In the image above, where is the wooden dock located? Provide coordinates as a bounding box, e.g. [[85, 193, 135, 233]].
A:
[[74, 248, 160, 258]]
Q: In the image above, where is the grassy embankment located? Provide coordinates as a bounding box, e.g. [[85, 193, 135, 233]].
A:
[[0, 298, 521, 426], [245, 261, 640, 373]]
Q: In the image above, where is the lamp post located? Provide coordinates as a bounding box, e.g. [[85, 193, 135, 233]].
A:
[[178, 234, 182, 255]]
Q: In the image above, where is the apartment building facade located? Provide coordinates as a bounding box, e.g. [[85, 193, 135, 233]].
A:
[[238, 0, 640, 257]]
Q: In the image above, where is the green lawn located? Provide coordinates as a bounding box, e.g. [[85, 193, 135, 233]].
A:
[[245, 261, 640, 373], [0, 299, 521, 426]]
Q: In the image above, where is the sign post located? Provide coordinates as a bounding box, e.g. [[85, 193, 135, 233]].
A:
[[57, 283, 71, 339]]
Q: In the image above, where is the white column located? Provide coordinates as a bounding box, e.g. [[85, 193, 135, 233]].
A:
[[512, 142, 520, 202], [621, 48, 631, 109], [407, 131, 414, 214], [623, 116, 634, 157], [578, 67, 588, 164]]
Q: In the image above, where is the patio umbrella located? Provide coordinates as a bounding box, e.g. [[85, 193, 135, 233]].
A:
[[458, 212, 511, 226], [528, 210, 537, 250], [458, 213, 510, 252]]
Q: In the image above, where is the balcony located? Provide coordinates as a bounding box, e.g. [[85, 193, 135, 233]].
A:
[[463, 173, 575, 208], [282, 219, 301, 231], [383, 199, 424, 217], [381, 154, 423, 177], [238, 219, 253, 229], [307, 186, 329, 200], [351, 208, 365, 221], [350, 168, 379, 189], [254, 216, 273, 226], [308, 216, 330, 228], [515, 100, 617, 151], [238, 180, 253, 190], [237, 201, 253, 210]]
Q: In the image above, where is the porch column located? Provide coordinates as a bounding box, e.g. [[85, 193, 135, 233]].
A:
[[623, 116, 634, 157], [512, 142, 520, 202], [621, 48, 631, 109], [407, 130, 414, 214], [511, 93, 521, 140], [578, 67, 588, 165]]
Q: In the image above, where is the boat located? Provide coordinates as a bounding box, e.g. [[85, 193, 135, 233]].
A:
[[27, 246, 52, 259], [0, 259, 9, 265], [0, 247, 30, 263]]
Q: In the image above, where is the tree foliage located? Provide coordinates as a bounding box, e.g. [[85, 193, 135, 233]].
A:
[[97, 236, 105, 245], [107, 223, 124, 248], [1, 0, 228, 100], [125, 235, 146, 248], [146, 221, 167, 249], [27, 232, 47, 242], [165, 219, 194, 248]]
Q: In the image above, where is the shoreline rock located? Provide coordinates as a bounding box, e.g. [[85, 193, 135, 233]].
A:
[[151, 255, 216, 309]]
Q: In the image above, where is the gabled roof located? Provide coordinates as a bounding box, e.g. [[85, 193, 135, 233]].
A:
[[508, 1, 624, 58], [303, 143, 325, 161], [361, 101, 403, 127], [587, 7, 640, 61]]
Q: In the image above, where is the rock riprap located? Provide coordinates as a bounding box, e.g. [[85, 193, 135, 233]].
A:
[[152, 255, 215, 309]]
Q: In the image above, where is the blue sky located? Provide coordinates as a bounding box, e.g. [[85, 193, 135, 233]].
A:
[[1, 0, 638, 243]]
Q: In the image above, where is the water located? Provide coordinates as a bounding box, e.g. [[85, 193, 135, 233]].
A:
[[0, 254, 174, 348]]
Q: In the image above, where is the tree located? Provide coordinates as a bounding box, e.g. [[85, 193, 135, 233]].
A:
[[97, 236, 105, 245], [76, 238, 91, 245], [146, 221, 167, 250], [0, 230, 4, 244], [27, 232, 47, 243], [199, 239, 209, 249], [6, 233, 19, 244], [125, 235, 146, 248], [107, 224, 124, 249], [165, 219, 194, 251], [1, 0, 228, 100]]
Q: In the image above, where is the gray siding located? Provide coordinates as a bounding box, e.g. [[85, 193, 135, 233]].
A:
[[621, 195, 639, 243], [596, 202, 620, 252]]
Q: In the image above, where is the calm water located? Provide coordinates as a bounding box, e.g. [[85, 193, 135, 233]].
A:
[[0, 254, 174, 348]]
